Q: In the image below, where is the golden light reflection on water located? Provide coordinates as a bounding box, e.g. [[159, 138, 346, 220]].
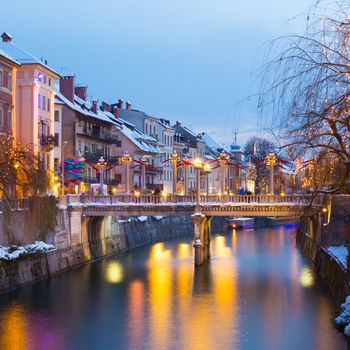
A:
[[145, 237, 239, 350], [0, 304, 28, 350], [177, 243, 191, 259], [148, 242, 172, 349], [299, 266, 315, 287], [127, 280, 145, 350], [105, 261, 124, 284]]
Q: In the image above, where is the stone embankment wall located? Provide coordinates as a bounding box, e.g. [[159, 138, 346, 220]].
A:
[[0, 210, 225, 294], [297, 195, 350, 306]]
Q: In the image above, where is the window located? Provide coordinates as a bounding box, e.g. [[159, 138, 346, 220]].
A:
[[0, 104, 3, 127], [42, 95, 46, 110], [54, 133, 59, 147], [0, 70, 3, 86], [48, 78, 51, 86], [54, 110, 59, 121], [145, 123, 148, 134], [8, 109, 12, 128], [38, 94, 41, 109], [44, 75, 47, 84], [47, 98, 50, 112], [8, 73, 12, 90]]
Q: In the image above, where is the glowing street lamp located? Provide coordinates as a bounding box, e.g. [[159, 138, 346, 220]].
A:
[[122, 152, 132, 194], [193, 157, 203, 204], [98, 156, 106, 194], [171, 151, 179, 195], [203, 163, 211, 196], [266, 152, 277, 195], [218, 151, 228, 195]]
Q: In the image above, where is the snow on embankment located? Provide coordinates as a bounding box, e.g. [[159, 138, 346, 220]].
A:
[[327, 245, 348, 269], [0, 241, 55, 261], [336, 296, 350, 336]]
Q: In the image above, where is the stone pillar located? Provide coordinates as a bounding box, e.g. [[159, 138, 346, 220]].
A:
[[192, 212, 211, 266]]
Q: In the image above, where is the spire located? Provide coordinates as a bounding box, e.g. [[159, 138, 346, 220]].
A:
[[230, 129, 241, 152]]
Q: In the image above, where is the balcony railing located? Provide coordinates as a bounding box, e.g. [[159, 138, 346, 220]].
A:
[[83, 151, 120, 165], [79, 129, 119, 144]]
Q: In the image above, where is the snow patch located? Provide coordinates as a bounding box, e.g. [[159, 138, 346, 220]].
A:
[[336, 296, 350, 335], [0, 241, 55, 261], [137, 216, 148, 222], [153, 216, 163, 221], [327, 246, 348, 268]]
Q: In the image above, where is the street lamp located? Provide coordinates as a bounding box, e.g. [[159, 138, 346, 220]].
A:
[[266, 152, 277, 195], [122, 152, 132, 194], [218, 151, 228, 195], [171, 151, 179, 195], [193, 157, 203, 204], [98, 156, 106, 194], [203, 163, 211, 196]]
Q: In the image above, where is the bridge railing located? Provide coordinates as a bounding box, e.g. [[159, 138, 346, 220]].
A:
[[60, 193, 323, 206]]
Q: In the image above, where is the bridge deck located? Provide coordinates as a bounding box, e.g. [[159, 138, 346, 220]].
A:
[[60, 194, 323, 217]]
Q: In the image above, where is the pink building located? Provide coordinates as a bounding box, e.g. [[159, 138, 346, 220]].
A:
[[0, 46, 19, 136], [0, 32, 60, 172]]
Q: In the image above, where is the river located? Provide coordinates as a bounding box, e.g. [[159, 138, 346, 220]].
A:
[[0, 224, 346, 349]]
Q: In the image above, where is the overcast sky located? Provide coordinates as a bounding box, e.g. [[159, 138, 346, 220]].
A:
[[3, 0, 309, 147]]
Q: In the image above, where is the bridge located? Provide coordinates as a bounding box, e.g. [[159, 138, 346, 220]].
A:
[[59, 193, 325, 266]]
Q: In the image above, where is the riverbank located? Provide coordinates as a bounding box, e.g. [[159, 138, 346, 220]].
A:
[[0, 216, 226, 294]]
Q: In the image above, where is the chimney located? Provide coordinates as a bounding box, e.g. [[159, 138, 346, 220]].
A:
[[117, 98, 123, 109], [1, 32, 13, 42], [60, 76, 75, 103], [101, 101, 111, 112], [75, 86, 88, 101], [113, 106, 119, 119], [126, 101, 131, 110], [92, 100, 98, 113], [176, 121, 182, 126]]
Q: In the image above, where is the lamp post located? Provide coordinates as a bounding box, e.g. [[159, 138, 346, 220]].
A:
[[98, 156, 106, 194], [218, 151, 228, 195], [203, 163, 211, 196], [171, 151, 179, 195], [266, 153, 277, 195], [140, 157, 147, 192], [122, 152, 132, 194], [193, 157, 203, 205]]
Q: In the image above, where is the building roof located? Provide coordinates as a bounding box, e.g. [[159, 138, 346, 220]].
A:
[[0, 48, 20, 66], [0, 40, 60, 77], [201, 132, 226, 152]]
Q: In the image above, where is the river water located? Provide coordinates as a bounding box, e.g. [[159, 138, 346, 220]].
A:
[[0, 225, 346, 350]]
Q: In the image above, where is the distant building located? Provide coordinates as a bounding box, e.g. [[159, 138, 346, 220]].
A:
[[172, 121, 206, 194]]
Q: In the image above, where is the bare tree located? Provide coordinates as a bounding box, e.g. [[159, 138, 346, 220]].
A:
[[259, 0, 350, 192], [244, 137, 276, 194]]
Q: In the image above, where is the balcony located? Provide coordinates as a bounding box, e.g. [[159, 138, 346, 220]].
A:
[[40, 135, 55, 152], [78, 128, 119, 144], [134, 164, 163, 174], [83, 151, 120, 166]]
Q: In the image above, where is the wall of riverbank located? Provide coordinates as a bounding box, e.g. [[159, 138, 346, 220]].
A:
[[0, 214, 226, 294]]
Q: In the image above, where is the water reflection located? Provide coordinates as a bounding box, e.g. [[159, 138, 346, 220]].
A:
[[0, 227, 345, 350]]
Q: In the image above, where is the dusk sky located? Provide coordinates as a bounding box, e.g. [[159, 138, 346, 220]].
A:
[[3, 0, 309, 147]]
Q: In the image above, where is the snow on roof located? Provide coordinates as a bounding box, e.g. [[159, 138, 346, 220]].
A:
[[0, 48, 20, 66], [201, 132, 225, 151], [55, 90, 112, 124], [0, 41, 59, 76], [119, 123, 161, 154]]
